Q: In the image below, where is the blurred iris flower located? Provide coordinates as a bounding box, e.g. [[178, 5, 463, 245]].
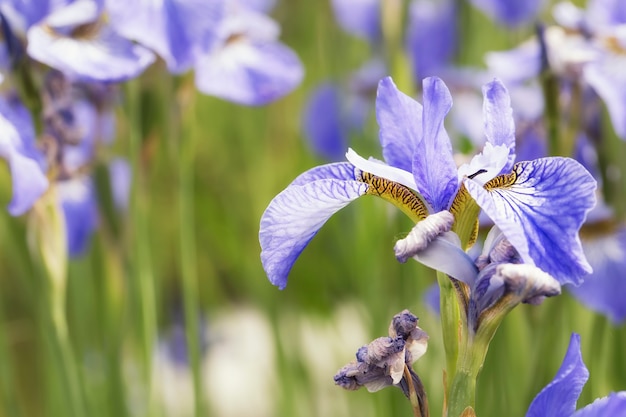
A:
[[193, 0, 304, 105], [526, 333, 626, 417], [260, 76, 596, 290], [487, 0, 626, 140], [26, 0, 155, 82]]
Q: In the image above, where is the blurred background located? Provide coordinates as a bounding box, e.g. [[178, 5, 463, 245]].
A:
[[0, 0, 625, 416]]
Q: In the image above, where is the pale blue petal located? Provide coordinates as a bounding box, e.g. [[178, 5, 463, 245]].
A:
[[526, 333, 589, 417], [584, 55, 626, 140], [569, 225, 626, 324], [26, 24, 156, 82], [586, 0, 626, 27], [195, 40, 303, 106], [465, 158, 597, 286], [482, 79, 515, 173], [376, 76, 422, 172], [469, 0, 547, 27], [289, 162, 357, 187], [410, 236, 478, 284], [0, 100, 48, 215], [260, 173, 368, 289], [573, 392, 626, 417], [485, 43, 542, 84], [302, 83, 347, 161], [413, 77, 458, 212]]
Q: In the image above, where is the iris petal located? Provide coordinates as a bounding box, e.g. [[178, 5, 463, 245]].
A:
[[413, 77, 458, 212], [260, 178, 368, 289], [376, 76, 422, 172], [526, 334, 589, 417], [465, 157, 596, 286], [290, 161, 357, 187], [27, 24, 156, 82], [195, 40, 303, 106], [302, 83, 347, 161], [482, 79, 515, 173], [572, 392, 626, 417], [330, 0, 381, 43], [584, 55, 626, 140]]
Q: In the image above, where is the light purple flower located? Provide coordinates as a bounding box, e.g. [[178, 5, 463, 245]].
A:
[[107, 0, 224, 74], [330, 0, 381, 43], [260, 76, 596, 289], [194, 5, 303, 106], [58, 176, 98, 257], [526, 333, 626, 417], [26, 0, 155, 82]]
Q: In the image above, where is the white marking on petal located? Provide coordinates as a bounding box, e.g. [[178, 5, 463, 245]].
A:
[[346, 148, 418, 190], [457, 142, 510, 185]]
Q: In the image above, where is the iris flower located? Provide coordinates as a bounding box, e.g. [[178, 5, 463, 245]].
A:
[[259, 76, 596, 290], [526, 333, 626, 417], [26, 0, 155, 82], [468, 0, 547, 27]]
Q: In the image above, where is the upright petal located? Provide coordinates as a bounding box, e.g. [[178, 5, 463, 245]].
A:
[[465, 158, 597, 286], [482, 79, 515, 173], [573, 392, 626, 417], [526, 334, 589, 417], [259, 165, 368, 289], [412, 77, 458, 212], [376, 76, 422, 172]]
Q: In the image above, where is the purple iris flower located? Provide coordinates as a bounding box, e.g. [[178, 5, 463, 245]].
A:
[[107, 0, 224, 74], [193, 2, 303, 106], [486, 0, 626, 140], [58, 176, 98, 257], [0, 95, 48, 215], [526, 333, 626, 417], [468, 0, 547, 27], [26, 0, 155, 82], [259, 76, 596, 289]]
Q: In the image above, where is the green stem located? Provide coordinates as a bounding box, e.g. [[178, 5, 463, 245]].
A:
[[127, 80, 158, 416], [177, 88, 204, 417], [436, 271, 460, 396]]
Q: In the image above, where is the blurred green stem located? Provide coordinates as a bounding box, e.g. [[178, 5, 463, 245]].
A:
[[127, 80, 158, 416], [436, 271, 460, 408], [176, 83, 205, 417]]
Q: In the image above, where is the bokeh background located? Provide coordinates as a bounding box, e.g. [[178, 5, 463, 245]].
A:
[[1, 1, 625, 416]]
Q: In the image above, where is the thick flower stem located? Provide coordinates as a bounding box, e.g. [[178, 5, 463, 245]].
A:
[[436, 271, 460, 391]]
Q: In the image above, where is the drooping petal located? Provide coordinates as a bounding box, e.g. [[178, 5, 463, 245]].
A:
[[572, 392, 626, 417], [409, 235, 479, 285], [412, 77, 458, 212], [259, 166, 368, 289], [26, 23, 156, 82], [584, 54, 626, 140], [569, 224, 626, 324], [465, 157, 597, 286], [346, 148, 418, 191], [482, 79, 515, 172], [0, 99, 48, 216], [330, 0, 381, 43], [289, 162, 358, 187], [485, 42, 542, 84], [468, 0, 547, 27], [526, 333, 589, 417], [376, 76, 422, 172], [302, 83, 347, 161], [195, 39, 303, 106]]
